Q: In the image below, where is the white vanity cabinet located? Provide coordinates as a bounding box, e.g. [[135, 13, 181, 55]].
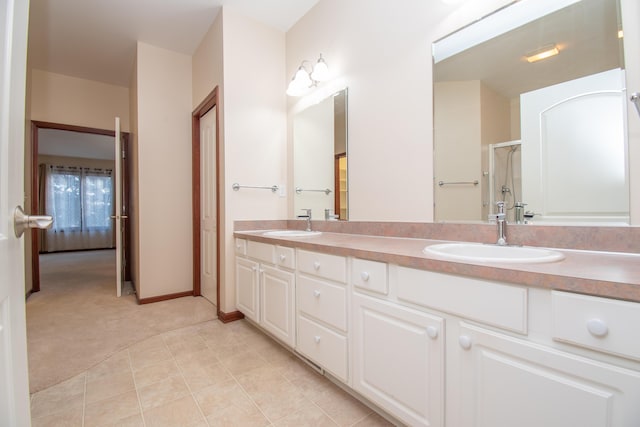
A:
[[235, 239, 296, 348], [453, 321, 640, 427], [352, 292, 444, 427], [295, 249, 349, 382]]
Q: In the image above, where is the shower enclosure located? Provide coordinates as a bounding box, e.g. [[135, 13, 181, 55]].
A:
[[489, 141, 522, 223]]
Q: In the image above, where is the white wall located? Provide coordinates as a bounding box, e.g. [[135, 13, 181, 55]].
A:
[[285, 0, 514, 222], [135, 42, 193, 299], [30, 70, 130, 131], [220, 6, 288, 312]]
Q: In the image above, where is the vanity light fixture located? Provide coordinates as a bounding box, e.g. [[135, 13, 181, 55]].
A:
[[525, 44, 560, 63], [286, 54, 330, 97]]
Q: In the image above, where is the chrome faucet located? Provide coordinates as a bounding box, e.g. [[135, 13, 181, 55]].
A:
[[488, 201, 507, 246], [298, 208, 312, 232]]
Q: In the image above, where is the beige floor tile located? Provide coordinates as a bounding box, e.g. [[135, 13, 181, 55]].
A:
[[137, 376, 191, 410], [84, 390, 141, 427], [85, 370, 135, 404], [142, 395, 205, 427], [219, 349, 268, 376], [351, 412, 397, 426], [166, 336, 209, 358], [128, 335, 166, 355], [205, 404, 270, 427], [129, 345, 173, 371], [112, 412, 145, 427], [133, 359, 181, 389], [234, 364, 290, 396], [247, 379, 312, 423], [194, 379, 257, 417], [313, 387, 373, 427], [173, 347, 218, 366], [31, 405, 83, 427], [30, 373, 86, 419], [87, 350, 131, 381], [180, 359, 233, 392], [272, 401, 339, 427]]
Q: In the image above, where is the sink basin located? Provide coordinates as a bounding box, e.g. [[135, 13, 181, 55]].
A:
[[423, 242, 564, 264], [263, 230, 322, 237]]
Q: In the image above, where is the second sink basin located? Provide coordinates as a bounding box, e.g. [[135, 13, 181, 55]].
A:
[[263, 230, 322, 237], [423, 242, 564, 264]]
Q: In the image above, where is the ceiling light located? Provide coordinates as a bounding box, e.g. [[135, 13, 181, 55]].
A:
[[286, 54, 330, 97], [525, 44, 559, 63]]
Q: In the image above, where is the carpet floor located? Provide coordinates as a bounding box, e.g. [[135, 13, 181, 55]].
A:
[[26, 250, 217, 393]]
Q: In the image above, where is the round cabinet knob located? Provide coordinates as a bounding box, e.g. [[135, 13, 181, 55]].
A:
[[586, 318, 608, 337], [360, 271, 370, 282], [426, 326, 438, 339], [313, 290, 321, 298], [459, 335, 472, 350], [314, 335, 321, 343], [279, 254, 286, 262], [313, 261, 321, 270]]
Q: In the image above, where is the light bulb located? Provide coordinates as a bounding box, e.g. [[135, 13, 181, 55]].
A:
[[294, 66, 312, 88], [311, 56, 329, 82]]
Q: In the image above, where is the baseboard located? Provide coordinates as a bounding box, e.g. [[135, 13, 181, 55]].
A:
[[138, 291, 194, 305], [217, 310, 244, 323]]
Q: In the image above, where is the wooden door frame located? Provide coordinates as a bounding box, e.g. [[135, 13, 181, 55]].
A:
[[191, 87, 223, 318], [30, 120, 131, 292]]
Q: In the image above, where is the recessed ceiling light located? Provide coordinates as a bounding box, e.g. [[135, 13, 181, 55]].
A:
[[525, 44, 559, 63]]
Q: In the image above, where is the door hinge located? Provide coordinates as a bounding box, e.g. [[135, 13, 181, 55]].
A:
[[121, 150, 126, 159]]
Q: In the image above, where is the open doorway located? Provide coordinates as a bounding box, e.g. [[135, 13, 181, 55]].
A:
[[30, 121, 131, 294]]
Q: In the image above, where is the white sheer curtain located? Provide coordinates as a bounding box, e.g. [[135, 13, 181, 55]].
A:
[[44, 165, 114, 252]]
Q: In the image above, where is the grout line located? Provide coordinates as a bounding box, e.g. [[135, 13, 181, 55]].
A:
[[81, 372, 87, 427], [128, 349, 147, 427]]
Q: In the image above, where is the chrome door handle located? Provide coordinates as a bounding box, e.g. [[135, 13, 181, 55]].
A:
[[13, 206, 53, 238]]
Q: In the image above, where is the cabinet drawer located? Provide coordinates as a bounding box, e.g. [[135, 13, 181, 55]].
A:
[[352, 258, 388, 295], [247, 241, 275, 264], [298, 249, 346, 283], [552, 291, 640, 361], [298, 275, 347, 331], [235, 238, 247, 256], [297, 315, 348, 382], [275, 246, 295, 270], [397, 267, 527, 334]]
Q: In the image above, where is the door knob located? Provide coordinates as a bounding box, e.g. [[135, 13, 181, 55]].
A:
[[13, 206, 53, 238]]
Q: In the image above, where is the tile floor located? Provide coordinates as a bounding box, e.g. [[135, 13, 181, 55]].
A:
[[30, 319, 396, 426]]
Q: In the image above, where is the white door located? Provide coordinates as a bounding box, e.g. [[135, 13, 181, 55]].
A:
[[114, 117, 123, 296], [200, 107, 217, 304], [235, 257, 259, 322], [1, 0, 33, 425], [520, 68, 628, 222], [456, 322, 640, 427], [352, 293, 444, 427], [260, 265, 295, 347]]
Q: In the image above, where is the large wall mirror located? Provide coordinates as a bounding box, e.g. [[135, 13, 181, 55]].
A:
[[433, 0, 630, 225], [293, 89, 348, 220]]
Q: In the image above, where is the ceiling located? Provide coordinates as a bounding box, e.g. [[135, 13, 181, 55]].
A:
[[27, 0, 320, 87], [434, 0, 622, 99]]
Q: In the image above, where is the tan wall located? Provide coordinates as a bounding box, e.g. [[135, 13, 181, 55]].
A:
[[192, 15, 224, 111], [129, 57, 140, 296], [220, 6, 287, 313], [30, 69, 130, 131], [135, 42, 193, 299], [285, 0, 515, 222]]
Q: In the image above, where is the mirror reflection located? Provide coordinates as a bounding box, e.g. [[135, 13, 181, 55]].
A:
[[293, 89, 348, 220], [433, 0, 628, 224]]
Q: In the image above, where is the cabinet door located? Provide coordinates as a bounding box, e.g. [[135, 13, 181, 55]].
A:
[[352, 293, 444, 427], [455, 322, 640, 427], [235, 257, 259, 322], [260, 265, 295, 348]]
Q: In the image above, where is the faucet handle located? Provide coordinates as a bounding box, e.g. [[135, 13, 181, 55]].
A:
[[300, 208, 312, 218], [496, 201, 505, 214]]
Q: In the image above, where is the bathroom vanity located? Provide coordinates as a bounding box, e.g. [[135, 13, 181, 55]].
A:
[[234, 228, 640, 427]]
